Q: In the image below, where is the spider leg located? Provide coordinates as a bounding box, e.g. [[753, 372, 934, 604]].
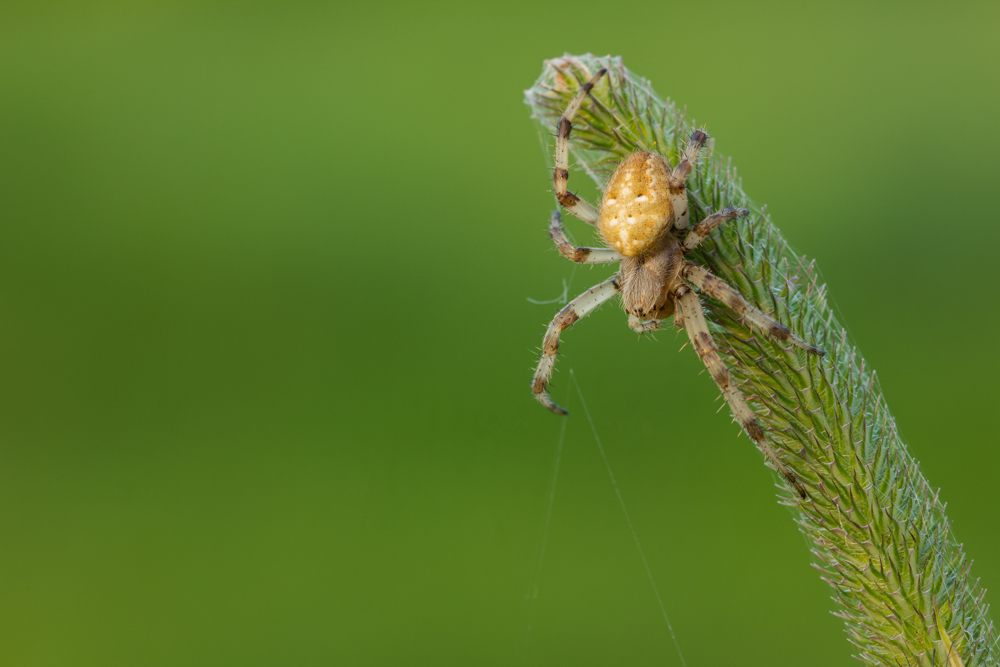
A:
[[532, 276, 621, 414], [549, 211, 623, 264], [674, 287, 808, 498], [668, 129, 708, 230], [553, 69, 607, 227], [682, 206, 748, 252], [683, 262, 825, 356]]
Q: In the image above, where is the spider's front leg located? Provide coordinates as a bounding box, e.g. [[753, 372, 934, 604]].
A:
[[549, 211, 623, 264], [683, 263, 825, 356], [674, 287, 808, 499], [553, 69, 607, 227], [532, 276, 621, 414]]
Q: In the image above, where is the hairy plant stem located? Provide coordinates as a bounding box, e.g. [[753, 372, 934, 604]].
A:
[[524, 53, 995, 666]]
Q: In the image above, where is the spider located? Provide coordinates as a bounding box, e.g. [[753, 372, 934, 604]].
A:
[[530, 68, 825, 498]]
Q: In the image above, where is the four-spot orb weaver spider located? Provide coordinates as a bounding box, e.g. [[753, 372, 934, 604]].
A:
[[529, 69, 825, 498]]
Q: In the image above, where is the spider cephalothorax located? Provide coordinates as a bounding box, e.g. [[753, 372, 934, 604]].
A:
[[531, 68, 825, 498]]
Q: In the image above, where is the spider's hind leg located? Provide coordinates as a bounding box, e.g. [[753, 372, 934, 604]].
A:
[[532, 276, 621, 414], [675, 287, 808, 499], [549, 211, 623, 264], [670, 129, 708, 186], [683, 263, 825, 356], [668, 129, 709, 231], [552, 69, 607, 227]]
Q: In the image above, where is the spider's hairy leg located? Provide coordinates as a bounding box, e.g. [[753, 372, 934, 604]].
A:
[[683, 263, 825, 356], [682, 206, 748, 252], [675, 287, 808, 499], [549, 211, 623, 264], [553, 69, 607, 227], [671, 129, 707, 185], [532, 276, 621, 414], [668, 129, 708, 231], [627, 314, 664, 333]]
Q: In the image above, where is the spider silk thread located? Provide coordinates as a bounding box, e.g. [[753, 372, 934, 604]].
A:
[[571, 369, 687, 667], [521, 380, 571, 665]]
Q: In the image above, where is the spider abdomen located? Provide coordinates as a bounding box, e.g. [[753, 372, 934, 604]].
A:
[[599, 152, 674, 257]]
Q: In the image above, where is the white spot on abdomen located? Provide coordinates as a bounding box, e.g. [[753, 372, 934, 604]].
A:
[[635, 195, 649, 203]]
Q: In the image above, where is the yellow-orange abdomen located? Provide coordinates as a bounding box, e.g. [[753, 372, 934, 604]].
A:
[[598, 152, 674, 257]]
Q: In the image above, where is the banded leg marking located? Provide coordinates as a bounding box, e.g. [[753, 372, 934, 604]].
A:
[[553, 69, 607, 226], [670, 129, 707, 185], [682, 206, 748, 252], [668, 130, 707, 230], [532, 276, 621, 414], [549, 211, 623, 264], [675, 288, 808, 498], [683, 263, 825, 356]]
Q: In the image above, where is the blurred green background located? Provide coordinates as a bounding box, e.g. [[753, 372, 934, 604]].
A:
[[2, 2, 998, 665]]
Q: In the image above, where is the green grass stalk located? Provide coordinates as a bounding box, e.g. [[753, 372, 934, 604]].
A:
[[524, 53, 995, 666]]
